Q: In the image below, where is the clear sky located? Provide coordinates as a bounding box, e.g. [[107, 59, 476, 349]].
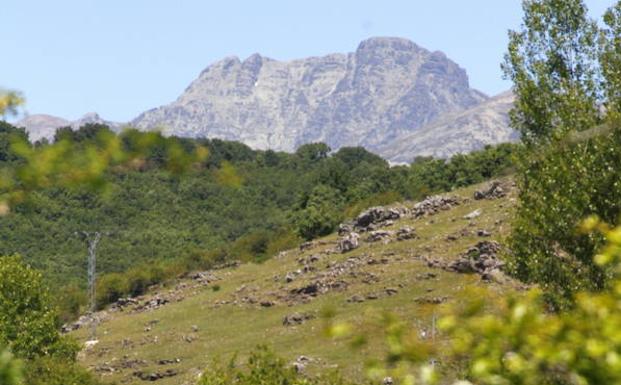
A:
[[1, 0, 612, 122]]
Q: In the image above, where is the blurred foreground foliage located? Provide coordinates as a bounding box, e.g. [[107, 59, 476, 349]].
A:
[[0, 255, 100, 385], [326, 219, 621, 385], [198, 346, 354, 385], [507, 122, 621, 307]]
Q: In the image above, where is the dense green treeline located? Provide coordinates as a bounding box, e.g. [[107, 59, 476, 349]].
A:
[[0, 121, 516, 315]]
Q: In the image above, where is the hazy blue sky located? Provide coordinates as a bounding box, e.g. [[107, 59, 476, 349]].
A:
[[1, 0, 612, 122]]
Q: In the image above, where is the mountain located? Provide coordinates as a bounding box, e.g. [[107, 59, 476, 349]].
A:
[[15, 112, 120, 142], [379, 91, 517, 162], [13, 114, 71, 142], [132, 37, 515, 160]]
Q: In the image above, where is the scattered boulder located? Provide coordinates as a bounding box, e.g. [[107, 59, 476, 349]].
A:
[[157, 358, 181, 365], [395, 227, 416, 240], [415, 272, 438, 280], [282, 313, 315, 326], [463, 209, 482, 220], [189, 271, 218, 284], [338, 205, 408, 234], [412, 195, 460, 218], [355, 206, 402, 229], [133, 369, 178, 381], [474, 181, 506, 200], [260, 300, 275, 307], [347, 294, 365, 303], [477, 229, 492, 237], [337, 232, 360, 253], [137, 297, 169, 312], [293, 283, 320, 296], [292, 356, 312, 373], [446, 241, 504, 278], [338, 223, 353, 236], [285, 272, 297, 283], [62, 312, 110, 333], [385, 287, 399, 296], [414, 296, 449, 305], [365, 230, 393, 243]]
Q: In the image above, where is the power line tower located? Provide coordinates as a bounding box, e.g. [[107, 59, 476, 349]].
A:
[[76, 231, 103, 341]]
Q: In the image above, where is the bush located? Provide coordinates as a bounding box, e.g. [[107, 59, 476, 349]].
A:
[[24, 356, 101, 385], [95, 272, 129, 308]]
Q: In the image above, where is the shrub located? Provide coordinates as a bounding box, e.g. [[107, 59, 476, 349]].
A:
[[198, 346, 351, 385]]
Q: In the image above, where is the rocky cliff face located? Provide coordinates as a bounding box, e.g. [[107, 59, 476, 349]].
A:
[[132, 37, 513, 159]]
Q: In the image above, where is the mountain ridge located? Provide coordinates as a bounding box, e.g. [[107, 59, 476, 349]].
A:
[[132, 37, 515, 160], [13, 37, 516, 160]]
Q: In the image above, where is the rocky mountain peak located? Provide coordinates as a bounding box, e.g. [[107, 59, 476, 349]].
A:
[[131, 37, 515, 160]]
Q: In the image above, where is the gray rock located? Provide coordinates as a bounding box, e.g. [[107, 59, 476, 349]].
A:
[[474, 181, 506, 200], [463, 209, 482, 220], [337, 232, 360, 253], [396, 226, 416, 240], [283, 312, 314, 326], [366, 230, 393, 242], [412, 195, 460, 217]]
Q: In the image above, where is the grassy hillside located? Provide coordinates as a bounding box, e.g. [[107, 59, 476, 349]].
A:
[[0, 122, 516, 297], [72, 178, 519, 385]]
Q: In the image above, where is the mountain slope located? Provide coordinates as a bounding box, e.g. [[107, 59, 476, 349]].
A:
[[72, 179, 519, 385], [132, 37, 508, 158], [381, 91, 517, 162]]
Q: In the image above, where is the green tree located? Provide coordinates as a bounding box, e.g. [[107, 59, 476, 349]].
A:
[[294, 184, 344, 240], [0, 255, 77, 360], [502, 0, 601, 143], [601, 1, 621, 118]]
